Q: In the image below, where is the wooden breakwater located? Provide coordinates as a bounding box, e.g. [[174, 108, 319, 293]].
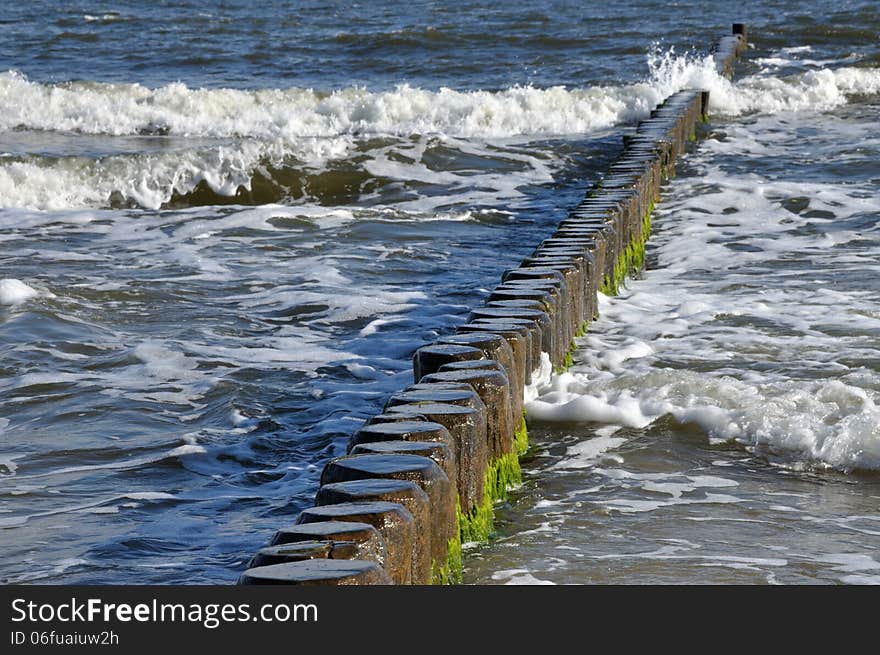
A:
[[237, 25, 748, 586]]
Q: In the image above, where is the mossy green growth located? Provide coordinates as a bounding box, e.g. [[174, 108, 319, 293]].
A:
[[442, 535, 463, 583], [484, 451, 522, 502], [599, 204, 655, 297], [575, 319, 590, 338], [442, 417, 529, 583], [456, 448, 523, 545], [514, 414, 529, 456], [457, 489, 493, 545], [554, 342, 575, 374], [643, 202, 654, 239], [431, 528, 463, 585], [600, 272, 617, 296], [600, 248, 632, 296]]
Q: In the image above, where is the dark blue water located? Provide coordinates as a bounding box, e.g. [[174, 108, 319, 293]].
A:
[[0, 1, 745, 89], [1, 1, 878, 584]]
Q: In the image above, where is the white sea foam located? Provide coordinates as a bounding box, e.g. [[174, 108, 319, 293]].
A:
[[527, 303, 880, 472], [123, 491, 178, 500], [83, 13, 123, 23], [0, 137, 348, 210], [345, 363, 381, 380], [548, 436, 628, 470], [524, 352, 554, 403], [0, 53, 706, 140], [0, 278, 39, 305], [713, 66, 880, 116], [0, 452, 21, 475], [0, 51, 716, 212], [3, 50, 878, 211], [491, 569, 556, 585], [525, 103, 880, 472], [592, 549, 789, 568], [134, 341, 199, 381], [13, 49, 859, 141], [578, 467, 746, 515]]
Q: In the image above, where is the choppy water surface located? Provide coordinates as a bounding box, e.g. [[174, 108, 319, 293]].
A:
[[1, 1, 878, 583]]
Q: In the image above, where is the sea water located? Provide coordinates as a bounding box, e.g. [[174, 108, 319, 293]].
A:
[[1, 1, 877, 583]]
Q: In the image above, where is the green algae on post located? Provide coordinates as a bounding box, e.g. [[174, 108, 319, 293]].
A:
[[456, 447, 524, 543], [514, 414, 528, 456], [431, 508, 463, 584]]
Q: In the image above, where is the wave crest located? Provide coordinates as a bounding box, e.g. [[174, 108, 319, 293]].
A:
[[3, 52, 879, 211]]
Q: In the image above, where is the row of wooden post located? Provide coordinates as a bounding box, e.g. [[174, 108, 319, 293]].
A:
[[237, 25, 747, 585]]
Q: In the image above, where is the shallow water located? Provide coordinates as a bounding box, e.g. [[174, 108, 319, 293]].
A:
[[464, 423, 880, 584], [1, 1, 879, 584]]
